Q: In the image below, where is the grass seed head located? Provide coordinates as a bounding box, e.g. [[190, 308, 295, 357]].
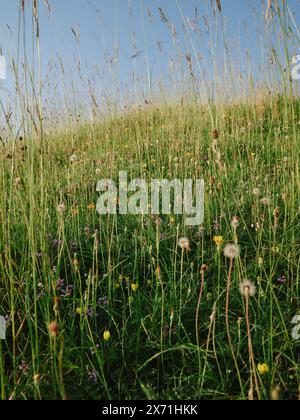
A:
[[48, 321, 59, 338], [103, 330, 111, 341]]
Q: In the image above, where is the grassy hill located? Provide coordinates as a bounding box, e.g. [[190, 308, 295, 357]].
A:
[[0, 98, 299, 399]]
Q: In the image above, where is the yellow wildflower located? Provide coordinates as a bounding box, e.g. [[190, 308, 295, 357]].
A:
[[257, 363, 269, 375], [103, 330, 111, 341], [214, 236, 224, 247], [131, 283, 139, 292]]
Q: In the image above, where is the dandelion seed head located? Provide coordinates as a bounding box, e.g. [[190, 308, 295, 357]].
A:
[[57, 203, 66, 214], [70, 154, 78, 163], [178, 237, 191, 251], [15, 177, 22, 187], [260, 197, 271, 206], [239, 279, 256, 297], [224, 243, 240, 259]]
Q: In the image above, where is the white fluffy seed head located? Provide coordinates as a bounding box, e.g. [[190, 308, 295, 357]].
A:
[[70, 154, 78, 163], [15, 177, 22, 186], [239, 279, 256, 297], [57, 203, 66, 214], [178, 237, 191, 251], [260, 197, 270, 206], [224, 243, 240, 259]]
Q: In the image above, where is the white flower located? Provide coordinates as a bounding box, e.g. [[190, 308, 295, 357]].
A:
[[70, 154, 78, 163], [232, 216, 239, 229], [260, 197, 270, 206], [178, 237, 191, 251], [239, 279, 256, 297], [224, 243, 240, 259], [252, 188, 260, 196], [15, 177, 22, 187], [57, 203, 66, 214]]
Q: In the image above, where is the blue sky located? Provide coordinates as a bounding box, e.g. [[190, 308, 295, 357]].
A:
[[1, 0, 300, 108]]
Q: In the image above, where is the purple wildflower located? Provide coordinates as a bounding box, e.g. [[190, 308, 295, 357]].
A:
[[90, 344, 100, 355], [37, 284, 45, 298], [86, 367, 98, 384], [86, 307, 93, 318], [56, 278, 65, 291], [61, 285, 74, 298], [70, 241, 79, 252], [52, 239, 63, 248], [277, 275, 287, 284], [19, 361, 29, 374], [98, 297, 109, 307]]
